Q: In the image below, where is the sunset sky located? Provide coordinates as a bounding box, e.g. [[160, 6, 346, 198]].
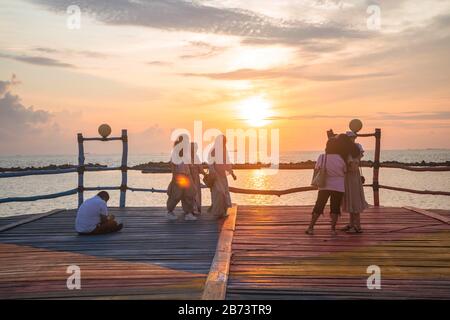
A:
[[0, 0, 449, 155]]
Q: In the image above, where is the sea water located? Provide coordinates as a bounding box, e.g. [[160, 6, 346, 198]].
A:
[[0, 149, 449, 217]]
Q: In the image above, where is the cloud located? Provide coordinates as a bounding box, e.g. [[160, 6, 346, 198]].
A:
[[0, 53, 75, 68], [0, 77, 52, 138], [33, 47, 59, 54], [0, 75, 86, 154], [27, 0, 367, 44], [0, 94, 50, 124], [0, 80, 12, 97], [0, 74, 20, 96], [304, 72, 394, 81], [182, 66, 393, 81], [129, 124, 172, 153], [147, 60, 172, 66], [295, 40, 346, 53], [268, 114, 357, 121], [374, 111, 450, 121], [179, 41, 227, 59], [33, 47, 110, 59], [270, 111, 450, 122]]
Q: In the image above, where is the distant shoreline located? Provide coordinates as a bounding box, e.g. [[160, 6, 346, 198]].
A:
[[2, 148, 449, 156], [1, 160, 449, 173]]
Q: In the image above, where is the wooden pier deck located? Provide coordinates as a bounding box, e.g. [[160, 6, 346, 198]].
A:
[[0, 207, 221, 299], [227, 206, 450, 299], [0, 205, 449, 299]]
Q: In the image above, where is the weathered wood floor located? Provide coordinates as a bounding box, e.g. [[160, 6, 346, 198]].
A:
[[1, 205, 450, 299], [227, 206, 450, 299], [0, 207, 220, 299]]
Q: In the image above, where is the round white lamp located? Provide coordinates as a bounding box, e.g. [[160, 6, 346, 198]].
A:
[[349, 119, 363, 133], [98, 124, 112, 138]]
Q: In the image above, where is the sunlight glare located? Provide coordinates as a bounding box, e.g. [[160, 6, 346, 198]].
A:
[[238, 95, 273, 127]]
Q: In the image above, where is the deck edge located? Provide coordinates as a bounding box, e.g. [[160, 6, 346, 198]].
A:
[[0, 209, 66, 233], [201, 204, 237, 300], [403, 206, 450, 224]]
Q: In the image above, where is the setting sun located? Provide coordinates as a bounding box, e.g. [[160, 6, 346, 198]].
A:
[[238, 96, 273, 127]]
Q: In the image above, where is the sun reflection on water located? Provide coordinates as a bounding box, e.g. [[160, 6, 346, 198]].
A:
[[246, 169, 272, 205]]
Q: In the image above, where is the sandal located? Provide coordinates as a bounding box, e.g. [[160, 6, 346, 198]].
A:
[[346, 227, 363, 234], [345, 227, 358, 234], [340, 224, 352, 231], [354, 227, 363, 233]]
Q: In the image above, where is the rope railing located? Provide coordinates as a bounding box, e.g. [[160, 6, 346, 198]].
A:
[[378, 185, 450, 196], [0, 168, 78, 178], [1, 182, 449, 204], [2, 163, 449, 179], [128, 187, 168, 193], [84, 186, 121, 191], [0, 188, 78, 204], [379, 164, 450, 172], [228, 186, 317, 196], [0, 166, 156, 179], [0, 186, 163, 204], [0, 128, 449, 207], [229, 184, 450, 197]]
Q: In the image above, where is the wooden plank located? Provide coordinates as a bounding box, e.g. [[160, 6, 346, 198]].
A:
[[202, 204, 237, 300], [2, 206, 450, 300], [222, 204, 237, 232], [404, 207, 450, 224], [0, 209, 65, 233], [0, 214, 37, 228], [227, 205, 450, 300], [0, 207, 221, 299]]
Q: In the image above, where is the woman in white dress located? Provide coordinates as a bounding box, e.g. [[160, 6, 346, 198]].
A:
[[207, 135, 237, 217], [341, 132, 369, 233], [189, 142, 206, 215]]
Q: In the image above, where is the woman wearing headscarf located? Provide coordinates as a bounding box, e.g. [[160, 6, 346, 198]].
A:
[[189, 142, 206, 215], [341, 132, 369, 233], [207, 135, 237, 217], [166, 134, 197, 221]]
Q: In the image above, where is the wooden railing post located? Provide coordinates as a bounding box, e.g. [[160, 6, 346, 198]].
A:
[[77, 133, 85, 207], [373, 128, 381, 207], [119, 129, 128, 208]]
